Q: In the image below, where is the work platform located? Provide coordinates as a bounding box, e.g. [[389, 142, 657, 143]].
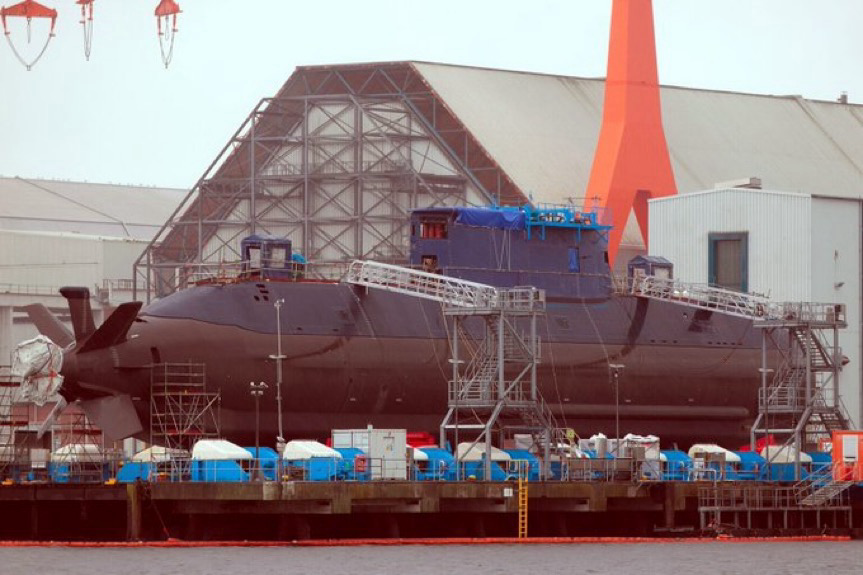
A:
[[0, 480, 858, 541]]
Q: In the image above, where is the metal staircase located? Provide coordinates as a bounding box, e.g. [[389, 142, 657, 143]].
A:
[[619, 273, 850, 480], [438, 285, 562, 479], [795, 464, 854, 507], [751, 306, 849, 476], [344, 259, 565, 479]]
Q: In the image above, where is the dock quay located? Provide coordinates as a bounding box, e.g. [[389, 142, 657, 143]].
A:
[[0, 480, 858, 542]]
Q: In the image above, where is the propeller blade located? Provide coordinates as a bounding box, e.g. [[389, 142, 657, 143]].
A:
[[36, 396, 67, 440], [77, 301, 143, 354], [79, 394, 144, 441], [23, 304, 74, 348], [59, 287, 96, 343]]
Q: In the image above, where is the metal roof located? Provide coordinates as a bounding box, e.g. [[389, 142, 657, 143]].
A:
[[0, 176, 186, 240], [412, 62, 863, 202]]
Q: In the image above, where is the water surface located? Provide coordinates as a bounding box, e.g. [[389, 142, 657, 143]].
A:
[[3, 541, 861, 575]]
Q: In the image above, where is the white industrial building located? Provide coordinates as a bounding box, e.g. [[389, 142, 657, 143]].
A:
[[650, 186, 863, 427], [0, 177, 185, 364]]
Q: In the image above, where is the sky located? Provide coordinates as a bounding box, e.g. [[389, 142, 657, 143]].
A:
[[0, 0, 860, 190]]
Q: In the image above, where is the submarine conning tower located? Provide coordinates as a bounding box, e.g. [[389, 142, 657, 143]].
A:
[[408, 204, 613, 299]]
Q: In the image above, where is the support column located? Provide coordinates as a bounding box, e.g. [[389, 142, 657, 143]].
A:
[[0, 306, 12, 366], [126, 483, 142, 541], [663, 483, 675, 529], [29, 502, 39, 540], [294, 516, 311, 540]]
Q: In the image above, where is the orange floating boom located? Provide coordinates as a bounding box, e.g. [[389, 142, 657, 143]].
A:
[[585, 0, 677, 265]]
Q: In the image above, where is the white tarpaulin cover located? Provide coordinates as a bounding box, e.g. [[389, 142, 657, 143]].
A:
[[622, 433, 661, 460], [51, 443, 103, 463], [760, 445, 813, 464], [456, 442, 512, 462], [282, 440, 342, 461], [132, 446, 189, 463], [688, 443, 742, 463], [191, 439, 252, 461], [11, 335, 64, 406]]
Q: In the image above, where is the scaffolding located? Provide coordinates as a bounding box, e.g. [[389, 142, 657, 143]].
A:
[[51, 403, 121, 483], [133, 63, 532, 302], [751, 304, 850, 479], [0, 366, 25, 481], [150, 362, 221, 453], [345, 260, 565, 478]]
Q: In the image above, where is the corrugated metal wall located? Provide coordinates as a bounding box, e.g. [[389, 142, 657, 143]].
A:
[[649, 188, 812, 301], [0, 231, 146, 290], [811, 198, 862, 428], [649, 190, 862, 427]]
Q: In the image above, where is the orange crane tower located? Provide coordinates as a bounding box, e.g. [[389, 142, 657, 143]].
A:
[[586, 0, 677, 265]]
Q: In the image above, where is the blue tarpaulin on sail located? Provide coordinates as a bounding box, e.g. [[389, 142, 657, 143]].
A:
[[454, 208, 525, 230]]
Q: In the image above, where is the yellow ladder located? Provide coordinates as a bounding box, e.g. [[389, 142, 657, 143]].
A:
[[516, 460, 529, 538]]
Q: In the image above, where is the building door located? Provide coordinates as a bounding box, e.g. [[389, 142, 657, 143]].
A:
[[708, 232, 748, 292]]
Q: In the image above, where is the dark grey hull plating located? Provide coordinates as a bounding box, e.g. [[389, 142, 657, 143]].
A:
[[93, 279, 766, 449]]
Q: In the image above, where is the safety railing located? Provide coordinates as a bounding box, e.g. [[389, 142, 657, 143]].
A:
[[557, 457, 638, 482], [180, 260, 347, 286], [616, 275, 773, 320], [615, 275, 846, 326], [345, 259, 500, 308]]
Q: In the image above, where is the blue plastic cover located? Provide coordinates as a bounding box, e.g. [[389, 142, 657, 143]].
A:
[[455, 207, 525, 230]]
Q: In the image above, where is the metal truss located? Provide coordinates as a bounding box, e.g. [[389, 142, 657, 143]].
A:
[[135, 63, 527, 301]]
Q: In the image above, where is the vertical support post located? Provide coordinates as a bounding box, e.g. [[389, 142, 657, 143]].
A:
[[454, 316, 461, 480], [250, 107, 257, 237], [302, 99, 310, 257], [530, 306, 537, 402], [498, 311, 505, 400], [126, 483, 142, 541], [663, 483, 675, 529], [197, 183, 203, 269], [760, 330, 771, 479], [609, 364, 625, 454], [271, 299, 286, 456], [491, 312, 505, 481], [797, 326, 812, 480], [250, 381, 268, 482], [29, 503, 39, 540], [832, 321, 840, 418]]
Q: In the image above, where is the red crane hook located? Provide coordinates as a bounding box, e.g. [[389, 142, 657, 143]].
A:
[[154, 0, 180, 68], [0, 0, 57, 70], [75, 0, 93, 61]]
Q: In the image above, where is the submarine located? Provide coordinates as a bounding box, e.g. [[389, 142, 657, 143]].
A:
[[17, 202, 771, 449]]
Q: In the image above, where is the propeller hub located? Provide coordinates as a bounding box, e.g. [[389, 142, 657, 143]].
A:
[[10, 335, 65, 406]]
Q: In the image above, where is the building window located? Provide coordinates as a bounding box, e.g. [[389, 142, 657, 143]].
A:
[[708, 232, 748, 292], [420, 220, 447, 239]]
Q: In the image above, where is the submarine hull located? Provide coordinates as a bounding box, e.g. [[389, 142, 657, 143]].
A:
[[114, 279, 763, 448]]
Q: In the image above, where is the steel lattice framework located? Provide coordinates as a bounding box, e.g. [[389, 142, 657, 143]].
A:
[[134, 63, 528, 301]]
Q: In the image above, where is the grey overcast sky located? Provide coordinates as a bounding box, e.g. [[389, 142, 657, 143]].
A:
[[0, 0, 860, 190]]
